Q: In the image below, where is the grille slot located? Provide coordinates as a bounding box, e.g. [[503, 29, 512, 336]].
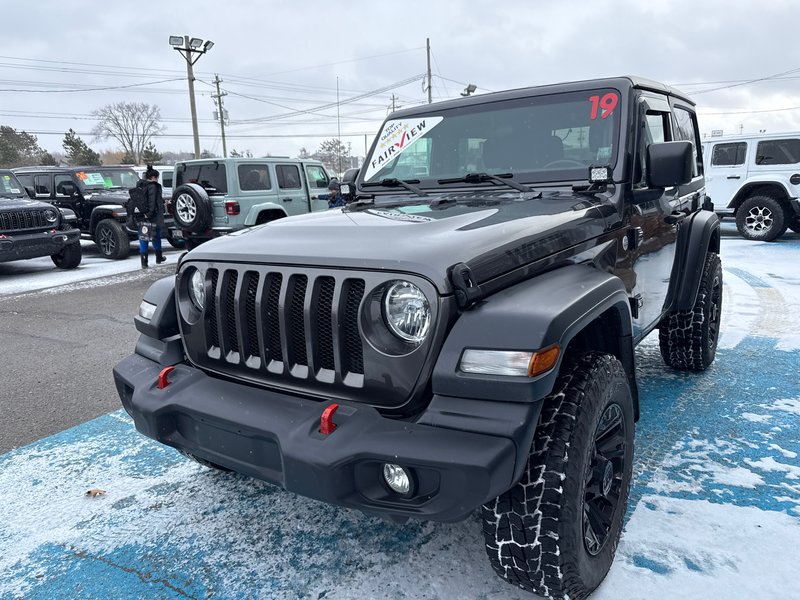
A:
[[342, 279, 365, 375], [263, 273, 283, 363], [221, 271, 240, 357], [315, 277, 336, 371], [287, 275, 309, 367], [206, 269, 219, 348], [243, 272, 260, 362], [0, 210, 48, 232]]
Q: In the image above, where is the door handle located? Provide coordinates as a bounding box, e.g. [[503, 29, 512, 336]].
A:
[[282, 197, 293, 202], [726, 175, 741, 179], [665, 211, 687, 225]]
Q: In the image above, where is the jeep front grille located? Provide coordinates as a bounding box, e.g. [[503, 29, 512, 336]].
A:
[[203, 266, 365, 380], [0, 209, 49, 232]]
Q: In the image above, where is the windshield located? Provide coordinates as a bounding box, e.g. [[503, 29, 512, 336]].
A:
[[0, 171, 26, 198], [363, 88, 621, 186], [75, 168, 139, 190]]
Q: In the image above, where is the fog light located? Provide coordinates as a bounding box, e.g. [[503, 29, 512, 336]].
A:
[[383, 463, 411, 495]]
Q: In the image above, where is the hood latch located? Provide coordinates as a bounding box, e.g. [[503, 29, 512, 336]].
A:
[[449, 262, 483, 309]]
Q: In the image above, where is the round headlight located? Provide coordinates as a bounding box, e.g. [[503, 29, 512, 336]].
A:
[[383, 281, 431, 343], [188, 269, 205, 310], [44, 209, 58, 223]]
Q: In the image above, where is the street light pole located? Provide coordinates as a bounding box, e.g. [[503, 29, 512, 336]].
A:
[[169, 35, 214, 159]]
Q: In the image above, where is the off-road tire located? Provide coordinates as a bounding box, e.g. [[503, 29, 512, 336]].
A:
[[178, 450, 232, 472], [789, 217, 800, 234], [735, 195, 788, 241], [172, 183, 212, 233], [51, 242, 82, 269], [659, 252, 722, 371], [94, 218, 130, 260], [482, 353, 634, 600]]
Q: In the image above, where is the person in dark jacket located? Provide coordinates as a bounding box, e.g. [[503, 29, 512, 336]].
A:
[[140, 166, 166, 268], [322, 180, 346, 208]]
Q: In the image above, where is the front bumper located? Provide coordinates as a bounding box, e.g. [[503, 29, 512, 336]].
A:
[[113, 352, 535, 522], [0, 227, 80, 263]]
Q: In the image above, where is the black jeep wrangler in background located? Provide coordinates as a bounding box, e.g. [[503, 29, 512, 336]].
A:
[[114, 76, 721, 599], [0, 169, 81, 269], [13, 166, 143, 260]]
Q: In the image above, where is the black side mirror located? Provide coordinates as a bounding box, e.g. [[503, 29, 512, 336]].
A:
[[24, 186, 35, 199], [315, 178, 327, 188], [647, 141, 693, 188], [57, 182, 78, 197], [342, 168, 359, 184]]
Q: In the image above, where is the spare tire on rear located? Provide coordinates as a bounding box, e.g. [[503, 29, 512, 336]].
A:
[[172, 183, 212, 233]]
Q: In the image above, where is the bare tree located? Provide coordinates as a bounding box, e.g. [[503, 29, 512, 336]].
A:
[[91, 102, 165, 164]]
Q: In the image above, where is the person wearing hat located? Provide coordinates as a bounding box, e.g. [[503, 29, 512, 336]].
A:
[[140, 165, 166, 268], [324, 180, 345, 208]]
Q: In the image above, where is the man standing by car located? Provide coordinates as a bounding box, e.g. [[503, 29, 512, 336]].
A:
[[140, 166, 166, 268]]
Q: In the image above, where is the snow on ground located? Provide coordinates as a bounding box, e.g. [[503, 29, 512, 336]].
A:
[[0, 221, 798, 599], [0, 240, 182, 297]]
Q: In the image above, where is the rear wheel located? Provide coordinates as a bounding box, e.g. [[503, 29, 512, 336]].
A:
[[166, 229, 186, 249], [659, 252, 722, 371], [482, 353, 634, 600], [735, 195, 788, 241], [51, 242, 82, 269], [94, 219, 130, 260]]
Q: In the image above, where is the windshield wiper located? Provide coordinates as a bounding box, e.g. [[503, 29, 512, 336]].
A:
[[361, 178, 428, 197], [438, 172, 535, 193]]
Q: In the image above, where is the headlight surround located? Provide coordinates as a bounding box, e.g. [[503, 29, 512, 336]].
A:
[[44, 208, 58, 223], [383, 281, 431, 344], [188, 268, 205, 310]]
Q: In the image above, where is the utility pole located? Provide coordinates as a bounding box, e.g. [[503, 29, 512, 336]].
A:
[[169, 35, 214, 159], [212, 74, 228, 158], [336, 76, 342, 174], [426, 37, 432, 104]]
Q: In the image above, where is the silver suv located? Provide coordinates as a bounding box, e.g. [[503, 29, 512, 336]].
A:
[[704, 133, 800, 240], [170, 157, 333, 248]]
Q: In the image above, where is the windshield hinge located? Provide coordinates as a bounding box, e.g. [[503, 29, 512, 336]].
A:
[[449, 262, 483, 309]]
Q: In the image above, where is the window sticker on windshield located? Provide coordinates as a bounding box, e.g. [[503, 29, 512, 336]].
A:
[[78, 172, 106, 186], [364, 116, 443, 180], [589, 93, 618, 120]]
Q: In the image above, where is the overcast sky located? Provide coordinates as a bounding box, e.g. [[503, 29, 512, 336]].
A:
[[4, 0, 800, 160]]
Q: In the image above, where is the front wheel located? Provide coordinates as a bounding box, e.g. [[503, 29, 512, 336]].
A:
[[659, 252, 722, 371], [482, 353, 634, 600], [94, 219, 130, 260], [51, 242, 82, 269]]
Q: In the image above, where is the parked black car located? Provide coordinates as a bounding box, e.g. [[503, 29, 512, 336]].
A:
[[114, 77, 721, 599], [0, 170, 81, 269], [13, 166, 174, 259]]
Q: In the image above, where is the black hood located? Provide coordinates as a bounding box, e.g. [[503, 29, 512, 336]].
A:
[[187, 190, 616, 293], [0, 196, 57, 211]]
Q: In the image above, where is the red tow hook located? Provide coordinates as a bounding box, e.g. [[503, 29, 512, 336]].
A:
[[319, 403, 340, 435], [157, 366, 175, 389]]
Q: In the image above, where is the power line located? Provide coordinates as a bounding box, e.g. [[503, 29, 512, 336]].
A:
[[691, 66, 800, 95], [0, 78, 185, 93]]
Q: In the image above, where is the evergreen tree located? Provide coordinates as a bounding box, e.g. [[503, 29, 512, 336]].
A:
[[140, 142, 162, 164], [62, 128, 101, 166], [0, 126, 47, 168]]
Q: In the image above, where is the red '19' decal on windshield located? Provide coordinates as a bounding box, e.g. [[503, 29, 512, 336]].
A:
[[589, 93, 618, 120]]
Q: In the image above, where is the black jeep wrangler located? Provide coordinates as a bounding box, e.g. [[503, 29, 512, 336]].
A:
[[13, 165, 150, 260], [114, 76, 721, 599], [0, 170, 81, 269]]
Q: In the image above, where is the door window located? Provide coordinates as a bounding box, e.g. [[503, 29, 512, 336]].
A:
[[161, 171, 174, 188], [711, 142, 747, 166], [755, 138, 800, 165], [672, 106, 701, 176], [635, 111, 671, 188], [305, 165, 329, 189], [34, 174, 51, 196], [276, 165, 301, 189], [54, 175, 74, 196]]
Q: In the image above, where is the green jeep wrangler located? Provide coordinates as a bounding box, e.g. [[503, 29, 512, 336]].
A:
[[170, 157, 333, 248]]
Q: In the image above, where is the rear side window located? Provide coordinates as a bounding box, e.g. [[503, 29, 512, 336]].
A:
[[755, 138, 800, 165], [711, 143, 747, 166], [162, 171, 173, 188], [305, 165, 329, 189], [238, 164, 271, 191], [276, 164, 301, 189], [176, 163, 228, 195]]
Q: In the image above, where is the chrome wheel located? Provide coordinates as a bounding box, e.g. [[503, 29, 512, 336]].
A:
[[175, 193, 197, 224]]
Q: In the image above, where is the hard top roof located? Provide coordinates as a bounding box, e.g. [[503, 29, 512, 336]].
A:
[[12, 165, 137, 173], [175, 157, 324, 166], [388, 76, 694, 120]]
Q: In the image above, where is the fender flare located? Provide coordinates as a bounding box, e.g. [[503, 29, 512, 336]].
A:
[[243, 201, 288, 225], [432, 264, 635, 406], [727, 176, 796, 210], [90, 204, 127, 230], [668, 210, 720, 311]]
